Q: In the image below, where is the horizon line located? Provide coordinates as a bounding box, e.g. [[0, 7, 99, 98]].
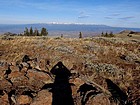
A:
[[0, 22, 140, 29]]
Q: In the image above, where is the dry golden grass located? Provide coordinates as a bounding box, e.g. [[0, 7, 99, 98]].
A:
[[0, 35, 140, 104], [115, 33, 140, 40]]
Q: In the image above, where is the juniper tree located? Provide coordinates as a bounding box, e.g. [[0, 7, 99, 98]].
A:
[[101, 32, 104, 36], [105, 32, 108, 37], [24, 27, 29, 36], [79, 32, 82, 38], [109, 31, 114, 37], [41, 27, 48, 36], [61, 34, 63, 38], [30, 27, 33, 36], [34, 28, 40, 36]]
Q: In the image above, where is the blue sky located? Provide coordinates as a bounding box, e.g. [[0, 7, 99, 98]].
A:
[[0, 0, 140, 28]]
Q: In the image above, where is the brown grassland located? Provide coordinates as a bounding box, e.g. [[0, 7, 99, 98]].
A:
[[0, 34, 140, 105]]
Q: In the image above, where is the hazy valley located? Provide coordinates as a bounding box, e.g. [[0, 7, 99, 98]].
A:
[[0, 24, 140, 37]]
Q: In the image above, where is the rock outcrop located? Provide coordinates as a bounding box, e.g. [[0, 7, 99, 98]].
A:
[[0, 55, 113, 105]]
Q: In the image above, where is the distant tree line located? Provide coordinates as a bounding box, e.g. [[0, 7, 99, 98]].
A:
[[101, 32, 115, 37], [23, 27, 48, 36]]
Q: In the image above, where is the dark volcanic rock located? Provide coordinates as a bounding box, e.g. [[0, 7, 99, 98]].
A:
[[0, 91, 9, 105], [17, 95, 32, 105], [8, 71, 29, 88], [0, 79, 13, 93], [27, 70, 52, 91], [31, 90, 52, 105]]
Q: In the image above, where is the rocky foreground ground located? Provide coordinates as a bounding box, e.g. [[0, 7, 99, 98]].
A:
[[0, 36, 140, 105]]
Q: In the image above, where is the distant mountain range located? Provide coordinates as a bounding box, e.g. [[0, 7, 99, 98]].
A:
[[0, 24, 140, 37]]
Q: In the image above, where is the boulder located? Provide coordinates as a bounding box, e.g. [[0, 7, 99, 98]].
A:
[[31, 90, 52, 105], [27, 70, 52, 91], [90, 93, 110, 105], [8, 71, 29, 87], [27, 69, 52, 84], [17, 95, 32, 105], [0, 79, 13, 92], [0, 91, 9, 105]]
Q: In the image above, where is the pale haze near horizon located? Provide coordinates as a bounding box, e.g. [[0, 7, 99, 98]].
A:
[[0, 0, 140, 28]]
